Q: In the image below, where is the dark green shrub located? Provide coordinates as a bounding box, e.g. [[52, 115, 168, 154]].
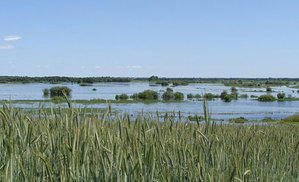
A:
[[240, 94, 248, 98], [130, 93, 138, 99], [204, 93, 217, 100], [174, 92, 184, 100], [162, 91, 174, 100], [266, 87, 272, 92], [80, 83, 92, 86], [204, 93, 213, 99], [149, 75, 158, 81], [220, 90, 228, 100], [230, 87, 238, 99], [187, 94, 201, 99], [194, 94, 201, 98], [119, 94, 129, 100], [161, 82, 169, 86], [220, 90, 233, 102], [43, 88, 49, 97], [187, 94, 193, 99], [231, 87, 238, 93], [137, 90, 159, 100], [277, 93, 286, 99], [166, 88, 173, 92], [156, 81, 169, 86], [115, 94, 129, 100], [231, 93, 238, 99], [223, 95, 232, 102], [258, 95, 276, 102], [50, 86, 72, 97]]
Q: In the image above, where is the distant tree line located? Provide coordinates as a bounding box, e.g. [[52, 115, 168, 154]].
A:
[[0, 76, 131, 83], [136, 76, 299, 83], [1, 75, 299, 84]]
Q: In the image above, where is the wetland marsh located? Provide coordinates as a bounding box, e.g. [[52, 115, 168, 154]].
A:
[[1, 81, 299, 122]]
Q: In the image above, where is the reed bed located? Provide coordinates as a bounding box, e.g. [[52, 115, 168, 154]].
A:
[[0, 105, 298, 181]]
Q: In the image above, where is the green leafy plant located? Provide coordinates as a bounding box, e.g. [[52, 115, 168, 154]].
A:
[[258, 94, 276, 102]]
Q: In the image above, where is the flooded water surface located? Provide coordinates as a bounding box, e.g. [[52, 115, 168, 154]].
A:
[[1, 82, 299, 121]]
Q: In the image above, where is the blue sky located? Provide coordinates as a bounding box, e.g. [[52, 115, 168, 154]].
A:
[[0, 0, 298, 77]]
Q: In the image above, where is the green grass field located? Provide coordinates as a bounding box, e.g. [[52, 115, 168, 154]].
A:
[[0, 105, 298, 181]]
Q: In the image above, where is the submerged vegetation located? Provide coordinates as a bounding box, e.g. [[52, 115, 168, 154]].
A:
[[0, 105, 298, 181]]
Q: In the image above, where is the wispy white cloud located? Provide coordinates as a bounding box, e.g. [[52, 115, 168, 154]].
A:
[[95, 66, 101, 69], [4, 35, 22, 41], [0, 45, 15, 49], [127, 65, 142, 69]]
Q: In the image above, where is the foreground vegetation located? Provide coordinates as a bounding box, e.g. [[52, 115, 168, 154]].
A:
[[0, 104, 298, 181]]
